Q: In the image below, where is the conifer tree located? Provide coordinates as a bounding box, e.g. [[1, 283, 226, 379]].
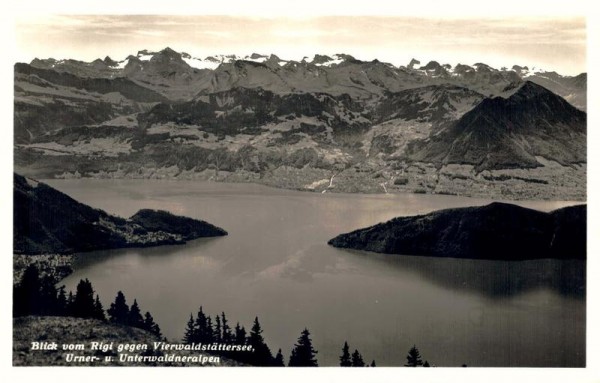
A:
[[39, 275, 59, 315], [234, 322, 246, 345], [56, 286, 68, 316], [107, 291, 129, 324], [288, 328, 318, 367], [144, 312, 162, 337], [66, 291, 75, 316], [248, 317, 274, 366], [206, 316, 214, 342], [339, 341, 352, 367], [221, 312, 232, 344], [214, 315, 222, 343], [72, 279, 96, 318], [370, 360, 376, 367], [273, 349, 285, 367], [405, 345, 423, 367], [195, 307, 210, 342], [183, 313, 196, 343], [13, 264, 42, 316], [93, 295, 106, 321], [351, 349, 365, 367], [423, 360, 430, 367], [128, 299, 144, 327]]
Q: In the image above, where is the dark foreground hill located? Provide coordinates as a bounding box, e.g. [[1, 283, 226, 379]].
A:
[[13, 173, 227, 254], [328, 203, 586, 260]]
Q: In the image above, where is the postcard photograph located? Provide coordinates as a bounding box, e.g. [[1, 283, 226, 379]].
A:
[[10, 2, 590, 372]]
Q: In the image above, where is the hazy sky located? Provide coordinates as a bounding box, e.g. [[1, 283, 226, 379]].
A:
[[14, 14, 586, 75]]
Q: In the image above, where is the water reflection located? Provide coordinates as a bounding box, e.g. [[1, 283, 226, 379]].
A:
[[342, 250, 585, 299]]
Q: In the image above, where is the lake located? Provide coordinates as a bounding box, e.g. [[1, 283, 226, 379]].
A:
[[46, 179, 585, 367]]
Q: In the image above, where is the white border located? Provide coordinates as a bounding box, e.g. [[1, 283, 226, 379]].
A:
[[1, 1, 598, 382]]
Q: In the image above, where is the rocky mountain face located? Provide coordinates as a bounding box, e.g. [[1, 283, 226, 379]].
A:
[[14, 48, 587, 200], [328, 203, 586, 260], [405, 81, 587, 171], [13, 173, 227, 254]]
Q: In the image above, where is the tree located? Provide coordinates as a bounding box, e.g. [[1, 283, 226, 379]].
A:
[[144, 312, 161, 337], [351, 349, 365, 367], [405, 345, 423, 367], [14, 264, 42, 316], [183, 313, 196, 343], [38, 275, 59, 315], [72, 279, 96, 318], [273, 349, 285, 367], [128, 299, 144, 327], [370, 360, 376, 367], [288, 328, 318, 367], [248, 317, 274, 366], [107, 291, 129, 324], [195, 307, 210, 342], [221, 312, 232, 344], [206, 316, 215, 342], [56, 286, 68, 315], [234, 322, 246, 345], [423, 360, 430, 367], [339, 341, 352, 367], [66, 291, 75, 316], [93, 295, 106, 321], [214, 315, 222, 343]]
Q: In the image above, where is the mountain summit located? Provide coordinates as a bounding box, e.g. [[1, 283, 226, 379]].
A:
[[405, 81, 586, 170]]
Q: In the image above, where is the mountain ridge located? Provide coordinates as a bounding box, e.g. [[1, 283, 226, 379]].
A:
[[13, 173, 227, 255], [14, 48, 587, 200], [328, 202, 586, 260]]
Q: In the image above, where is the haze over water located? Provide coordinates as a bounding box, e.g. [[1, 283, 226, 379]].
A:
[[49, 179, 585, 367]]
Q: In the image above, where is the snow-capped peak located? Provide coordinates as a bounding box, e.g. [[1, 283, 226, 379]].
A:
[[312, 54, 345, 67]]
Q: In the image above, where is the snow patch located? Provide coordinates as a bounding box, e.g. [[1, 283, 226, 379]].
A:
[[314, 54, 344, 67]]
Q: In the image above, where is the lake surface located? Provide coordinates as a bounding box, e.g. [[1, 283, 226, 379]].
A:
[[47, 179, 586, 367]]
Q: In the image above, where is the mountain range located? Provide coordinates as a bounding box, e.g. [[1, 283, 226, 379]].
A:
[[14, 48, 587, 200]]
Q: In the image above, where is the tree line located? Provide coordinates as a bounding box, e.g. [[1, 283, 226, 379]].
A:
[[14, 264, 437, 366], [181, 308, 434, 367], [13, 264, 161, 337]]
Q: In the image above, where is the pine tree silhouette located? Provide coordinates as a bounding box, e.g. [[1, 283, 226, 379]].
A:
[[339, 341, 352, 367], [107, 291, 129, 324], [288, 328, 318, 367], [66, 291, 75, 316], [405, 345, 424, 367], [423, 360, 430, 367], [13, 264, 42, 316], [234, 322, 246, 345], [72, 279, 96, 318], [195, 307, 210, 342], [93, 295, 106, 321], [183, 313, 196, 343], [221, 312, 232, 344], [39, 275, 59, 315], [248, 317, 274, 366], [273, 349, 285, 367], [144, 312, 162, 337], [370, 360, 376, 367], [128, 299, 144, 327], [56, 286, 68, 315], [351, 349, 365, 367], [206, 316, 215, 342], [214, 315, 222, 343]]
